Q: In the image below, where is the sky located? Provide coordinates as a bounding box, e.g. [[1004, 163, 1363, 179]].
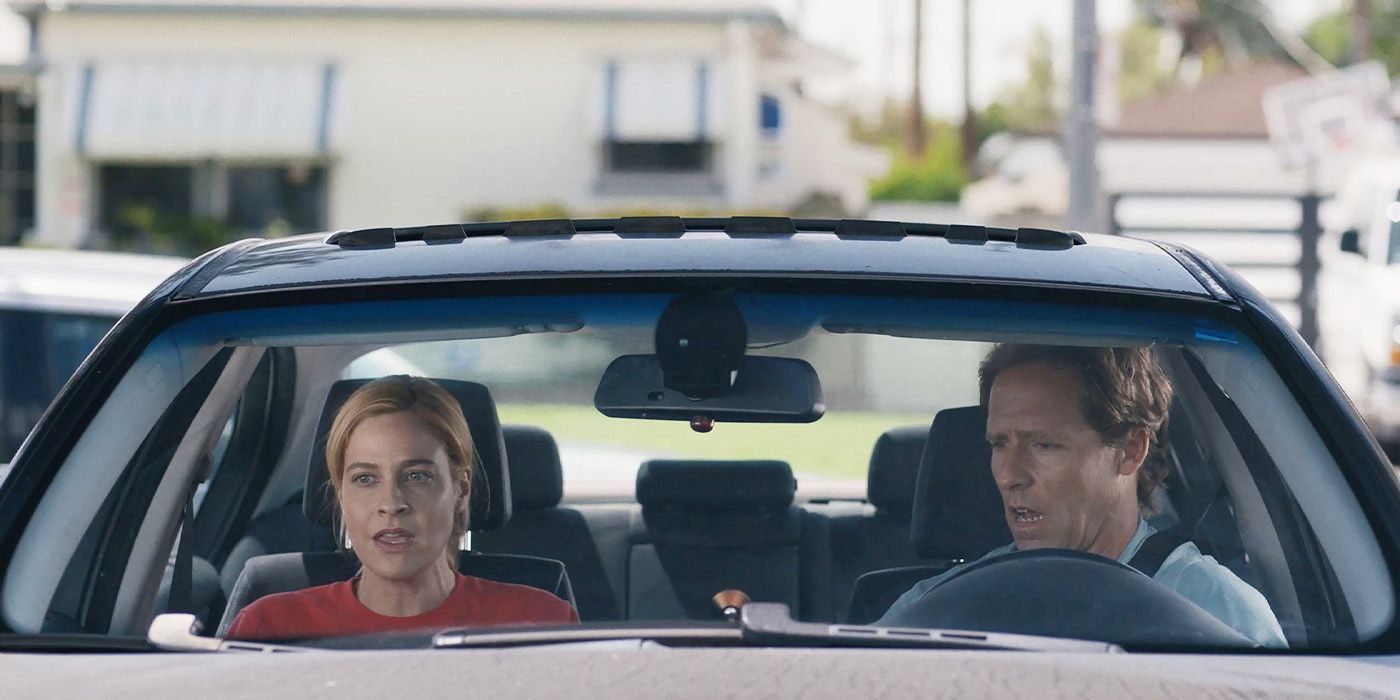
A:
[[0, 0, 1347, 109], [777, 0, 1347, 117]]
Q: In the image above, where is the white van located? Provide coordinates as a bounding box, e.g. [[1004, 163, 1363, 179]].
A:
[[1317, 156, 1400, 452]]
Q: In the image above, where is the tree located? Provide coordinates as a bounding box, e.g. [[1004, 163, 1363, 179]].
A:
[[1118, 21, 1173, 102], [850, 101, 968, 203], [990, 27, 1060, 133], [1305, 1, 1400, 77], [1134, 0, 1332, 79]]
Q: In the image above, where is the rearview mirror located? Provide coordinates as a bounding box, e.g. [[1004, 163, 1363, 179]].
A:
[[1340, 229, 1361, 254], [594, 354, 824, 423]]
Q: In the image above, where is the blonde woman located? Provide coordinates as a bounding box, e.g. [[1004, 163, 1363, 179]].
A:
[[226, 376, 577, 640]]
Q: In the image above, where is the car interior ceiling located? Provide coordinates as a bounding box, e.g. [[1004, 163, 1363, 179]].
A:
[[12, 308, 1382, 649]]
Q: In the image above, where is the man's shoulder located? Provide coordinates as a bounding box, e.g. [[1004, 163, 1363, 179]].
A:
[[1156, 540, 1288, 647], [1156, 541, 1241, 588]]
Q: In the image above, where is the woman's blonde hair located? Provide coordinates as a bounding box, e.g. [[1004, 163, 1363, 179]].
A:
[[324, 376, 475, 570]]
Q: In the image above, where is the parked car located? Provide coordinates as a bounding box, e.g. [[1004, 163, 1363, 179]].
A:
[[1, 218, 1399, 696], [1318, 156, 1400, 454], [0, 247, 187, 462]]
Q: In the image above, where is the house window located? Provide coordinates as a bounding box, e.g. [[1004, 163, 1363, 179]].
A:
[[99, 165, 195, 240], [606, 141, 713, 173], [760, 94, 782, 135], [98, 162, 326, 252], [226, 165, 326, 232], [0, 88, 36, 245], [600, 60, 721, 177]]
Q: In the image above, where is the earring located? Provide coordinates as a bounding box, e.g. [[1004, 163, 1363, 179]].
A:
[[343, 531, 353, 550]]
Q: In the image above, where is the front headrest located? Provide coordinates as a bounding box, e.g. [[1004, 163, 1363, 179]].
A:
[[911, 406, 1010, 560], [304, 378, 512, 532], [867, 425, 927, 516], [502, 424, 563, 511], [636, 460, 795, 511]]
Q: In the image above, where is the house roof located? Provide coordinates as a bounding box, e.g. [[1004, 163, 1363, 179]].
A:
[[7, 0, 780, 22], [1107, 62, 1310, 140]]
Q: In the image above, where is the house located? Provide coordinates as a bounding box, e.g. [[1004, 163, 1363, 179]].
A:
[[6, 0, 883, 248], [0, 62, 34, 245], [960, 62, 1359, 327], [963, 62, 1341, 228]]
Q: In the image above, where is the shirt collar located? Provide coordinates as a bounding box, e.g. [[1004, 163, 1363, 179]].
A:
[[1115, 517, 1157, 564], [1001, 517, 1156, 562]]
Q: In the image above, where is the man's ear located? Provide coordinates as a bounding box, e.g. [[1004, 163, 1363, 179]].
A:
[[1117, 427, 1150, 476]]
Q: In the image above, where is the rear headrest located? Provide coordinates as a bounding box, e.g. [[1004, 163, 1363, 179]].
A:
[[867, 425, 927, 517], [502, 424, 563, 511], [304, 378, 512, 532], [910, 406, 1011, 560], [636, 460, 795, 511]]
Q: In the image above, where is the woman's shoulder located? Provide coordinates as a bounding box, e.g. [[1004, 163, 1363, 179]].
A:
[[457, 575, 579, 622], [226, 580, 354, 639], [243, 580, 350, 613]]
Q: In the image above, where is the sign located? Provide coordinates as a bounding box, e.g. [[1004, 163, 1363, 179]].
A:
[[1263, 61, 1391, 169]]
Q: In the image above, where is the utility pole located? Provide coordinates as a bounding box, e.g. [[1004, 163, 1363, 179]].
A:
[[1066, 0, 1101, 231], [1353, 0, 1374, 62], [960, 0, 977, 170], [909, 0, 926, 158]]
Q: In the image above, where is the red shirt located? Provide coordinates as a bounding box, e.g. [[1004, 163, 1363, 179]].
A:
[[225, 573, 579, 641]]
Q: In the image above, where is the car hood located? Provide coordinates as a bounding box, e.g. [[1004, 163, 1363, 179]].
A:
[[4, 647, 1399, 698]]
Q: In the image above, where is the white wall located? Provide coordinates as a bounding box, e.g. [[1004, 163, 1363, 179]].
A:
[[35, 11, 868, 246], [1101, 137, 1349, 195]]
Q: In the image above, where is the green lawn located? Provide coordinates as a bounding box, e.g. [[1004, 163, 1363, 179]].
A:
[[496, 403, 932, 480]]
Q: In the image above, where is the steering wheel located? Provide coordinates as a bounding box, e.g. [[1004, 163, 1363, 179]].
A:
[[882, 548, 1256, 648]]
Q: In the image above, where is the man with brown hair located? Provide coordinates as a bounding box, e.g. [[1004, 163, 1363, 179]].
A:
[[876, 345, 1286, 647]]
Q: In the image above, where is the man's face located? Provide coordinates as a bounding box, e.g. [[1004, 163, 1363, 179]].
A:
[[985, 363, 1143, 558]]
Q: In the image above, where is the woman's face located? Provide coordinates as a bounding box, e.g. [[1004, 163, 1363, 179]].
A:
[[339, 410, 463, 584]]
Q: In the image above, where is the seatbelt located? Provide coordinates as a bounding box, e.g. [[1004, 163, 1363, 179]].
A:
[[168, 485, 196, 614], [1127, 530, 1192, 578], [170, 452, 211, 615]]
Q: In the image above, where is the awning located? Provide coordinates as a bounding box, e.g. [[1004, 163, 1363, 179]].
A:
[[601, 58, 725, 142], [76, 60, 337, 160]]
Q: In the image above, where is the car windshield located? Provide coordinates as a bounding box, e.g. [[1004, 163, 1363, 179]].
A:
[[2, 287, 1392, 653]]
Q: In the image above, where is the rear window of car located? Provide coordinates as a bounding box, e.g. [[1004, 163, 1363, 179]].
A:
[[368, 334, 987, 496]]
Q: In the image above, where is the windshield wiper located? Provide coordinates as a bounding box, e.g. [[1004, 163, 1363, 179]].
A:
[[431, 603, 1122, 653], [432, 621, 742, 648], [147, 613, 302, 653], [741, 603, 1121, 652], [149, 605, 1121, 653]]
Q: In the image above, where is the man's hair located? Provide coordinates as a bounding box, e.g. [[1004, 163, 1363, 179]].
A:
[[978, 344, 1174, 513]]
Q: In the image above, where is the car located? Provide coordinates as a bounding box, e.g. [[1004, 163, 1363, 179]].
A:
[[1, 217, 1399, 696], [1318, 156, 1400, 455], [0, 247, 188, 462]]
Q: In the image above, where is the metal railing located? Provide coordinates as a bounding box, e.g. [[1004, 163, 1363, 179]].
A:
[[1107, 191, 1322, 347]]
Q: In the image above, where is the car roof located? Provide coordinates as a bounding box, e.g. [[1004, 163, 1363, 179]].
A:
[[180, 219, 1211, 300], [0, 247, 189, 316]]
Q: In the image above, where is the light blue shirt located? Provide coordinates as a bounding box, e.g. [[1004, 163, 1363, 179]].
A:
[[875, 519, 1288, 648]]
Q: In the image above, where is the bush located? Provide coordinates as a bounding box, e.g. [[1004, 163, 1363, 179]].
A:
[[869, 134, 968, 203]]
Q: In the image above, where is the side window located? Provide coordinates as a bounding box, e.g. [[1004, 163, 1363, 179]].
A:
[[191, 349, 294, 568]]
